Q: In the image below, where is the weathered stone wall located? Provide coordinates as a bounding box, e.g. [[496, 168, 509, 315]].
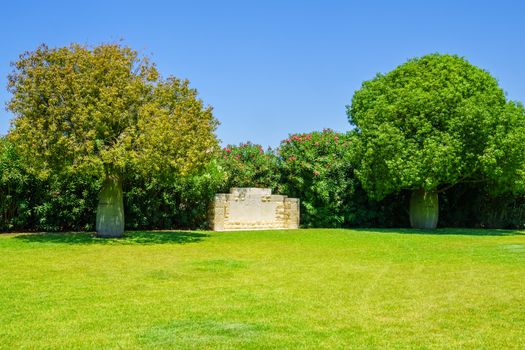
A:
[[209, 188, 300, 231]]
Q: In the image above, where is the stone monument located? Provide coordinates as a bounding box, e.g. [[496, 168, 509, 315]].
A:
[[209, 188, 300, 231]]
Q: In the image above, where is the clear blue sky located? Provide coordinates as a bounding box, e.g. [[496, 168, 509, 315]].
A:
[[1, 0, 523, 147]]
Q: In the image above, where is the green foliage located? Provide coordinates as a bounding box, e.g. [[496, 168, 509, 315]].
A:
[[218, 142, 282, 192], [125, 161, 225, 230], [279, 130, 356, 227], [0, 137, 33, 230], [7, 43, 218, 180], [278, 129, 408, 228], [439, 184, 525, 229], [0, 138, 100, 232], [348, 53, 525, 199], [0, 161, 224, 232], [4, 48, 525, 231], [33, 173, 100, 232], [3, 131, 525, 231], [6, 43, 219, 234]]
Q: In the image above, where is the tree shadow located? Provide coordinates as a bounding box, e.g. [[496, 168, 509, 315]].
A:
[[351, 227, 524, 236], [13, 230, 210, 245]]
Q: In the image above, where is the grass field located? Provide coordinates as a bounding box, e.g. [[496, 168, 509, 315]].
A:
[[1, 228, 524, 349]]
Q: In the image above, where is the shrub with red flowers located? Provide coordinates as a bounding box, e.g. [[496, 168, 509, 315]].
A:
[[218, 142, 282, 192], [279, 129, 358, 227], [279, 129, 412, 228]]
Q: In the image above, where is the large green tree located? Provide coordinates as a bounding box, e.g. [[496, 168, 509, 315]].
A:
[[7, 43, 219, 237], [348, 54, 525, 229]]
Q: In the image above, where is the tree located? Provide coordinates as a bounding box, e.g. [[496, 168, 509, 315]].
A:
[[7, 43, 219, 237], [347, 54, 525, 229]]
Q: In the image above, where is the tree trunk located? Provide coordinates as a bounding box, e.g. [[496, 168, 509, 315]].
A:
[[96, 176, 124, 237], [409, 188, 438, 229]]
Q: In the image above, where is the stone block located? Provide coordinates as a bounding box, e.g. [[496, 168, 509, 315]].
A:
[[210, 188, 300, 231]]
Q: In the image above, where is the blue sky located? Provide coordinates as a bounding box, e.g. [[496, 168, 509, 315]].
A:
[[1, 0, 523, 147]]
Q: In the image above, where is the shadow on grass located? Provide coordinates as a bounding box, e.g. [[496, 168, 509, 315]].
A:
[[13, 231, 210, 245], [351, 227, 524, 236]]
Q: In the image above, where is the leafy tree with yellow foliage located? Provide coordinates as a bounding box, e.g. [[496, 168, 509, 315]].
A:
[[7, 43, 219, 237]]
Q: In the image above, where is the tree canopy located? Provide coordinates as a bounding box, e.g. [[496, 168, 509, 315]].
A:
[[7, 43, 219, 236], [347, 53, 525, 227]]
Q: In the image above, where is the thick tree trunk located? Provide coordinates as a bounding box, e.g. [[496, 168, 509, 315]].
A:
[[409, 188, 438, 229], [96, 176, 124, 237]]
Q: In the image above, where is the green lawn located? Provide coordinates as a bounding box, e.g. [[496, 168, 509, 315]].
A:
[[1, 228, 524, 349]]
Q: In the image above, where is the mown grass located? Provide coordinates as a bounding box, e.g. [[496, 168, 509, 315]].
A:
[[0, 228, 524, 349]]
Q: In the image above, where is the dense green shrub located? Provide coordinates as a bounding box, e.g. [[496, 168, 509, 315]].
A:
[[1, 138, 100, 232], [1, 135, 225, 231], [0, 138, 33, 231], [278, 129, 408, 228], [477, 194, 525, 229], [439, 184, 525, 229], [32, 174, 101, 232], [0, 166, 225, 232], [125, 161, 225, 230], [2, 132, 525, 231], [278, 130, 355, 227], [218, 142, 282, 193]]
